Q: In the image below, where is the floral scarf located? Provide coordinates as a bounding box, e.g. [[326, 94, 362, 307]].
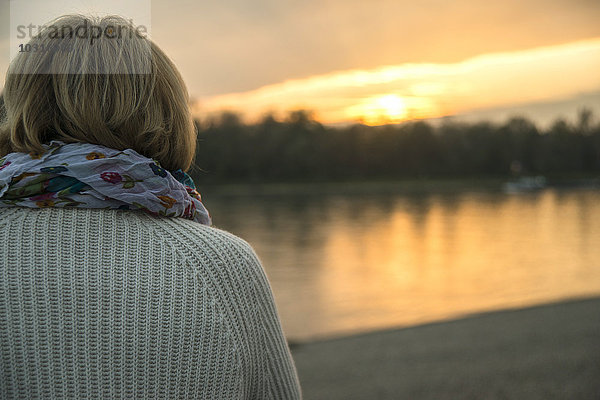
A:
[[0, 140, 211, 225]]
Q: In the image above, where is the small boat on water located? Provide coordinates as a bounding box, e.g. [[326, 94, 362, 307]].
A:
[[503, 176, 547, 193]]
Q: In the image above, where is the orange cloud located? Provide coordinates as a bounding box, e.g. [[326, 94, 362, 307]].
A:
[[193, 38, 600, 125]]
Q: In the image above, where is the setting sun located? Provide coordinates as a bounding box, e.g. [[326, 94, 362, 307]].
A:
[[345, 94, 408, 125]]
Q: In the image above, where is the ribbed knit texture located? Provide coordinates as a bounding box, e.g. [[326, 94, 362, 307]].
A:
[[0, 207, 301, 399]]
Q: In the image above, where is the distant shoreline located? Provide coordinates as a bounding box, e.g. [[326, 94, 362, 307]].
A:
[[198, 175, 600, 197]]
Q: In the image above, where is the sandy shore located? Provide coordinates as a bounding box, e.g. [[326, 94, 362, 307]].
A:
[[290, 297, 600, 400]]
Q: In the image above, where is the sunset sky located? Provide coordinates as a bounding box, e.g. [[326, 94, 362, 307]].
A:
[[1, 0, 599, 126]]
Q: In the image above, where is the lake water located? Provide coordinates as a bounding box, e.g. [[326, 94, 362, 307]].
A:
[[203, 185, 600, 341]]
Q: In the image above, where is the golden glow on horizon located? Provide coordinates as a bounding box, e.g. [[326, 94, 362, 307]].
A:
[[347, 94, 408, 125], [343, 94, 439, 125], [193, 38, 600, 125]]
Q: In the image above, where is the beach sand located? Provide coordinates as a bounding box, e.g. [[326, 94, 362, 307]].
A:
[[290, 297, 600, 400]]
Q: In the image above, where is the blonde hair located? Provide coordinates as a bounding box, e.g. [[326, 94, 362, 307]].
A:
[[0, 14, 197, 172]]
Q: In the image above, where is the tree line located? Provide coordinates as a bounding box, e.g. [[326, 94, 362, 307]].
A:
[[2, 92, 597, 184], [191, 109, 600, 184]]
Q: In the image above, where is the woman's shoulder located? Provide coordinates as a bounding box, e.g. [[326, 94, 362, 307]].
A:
[[123, 210, 268, 290], [0, 206, 258, 265], [0, 205, 267, 295], [150, 213, 260, 265]]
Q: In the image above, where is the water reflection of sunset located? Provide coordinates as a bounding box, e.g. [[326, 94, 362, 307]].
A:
[[308, 190, 600, 340], [206, 189, 600, 341]]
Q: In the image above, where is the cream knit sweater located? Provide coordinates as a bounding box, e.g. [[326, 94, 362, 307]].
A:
[[0, 207, 302, 399]]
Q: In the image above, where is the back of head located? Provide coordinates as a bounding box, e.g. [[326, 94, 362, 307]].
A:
[[0, 14, 196, 172]]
